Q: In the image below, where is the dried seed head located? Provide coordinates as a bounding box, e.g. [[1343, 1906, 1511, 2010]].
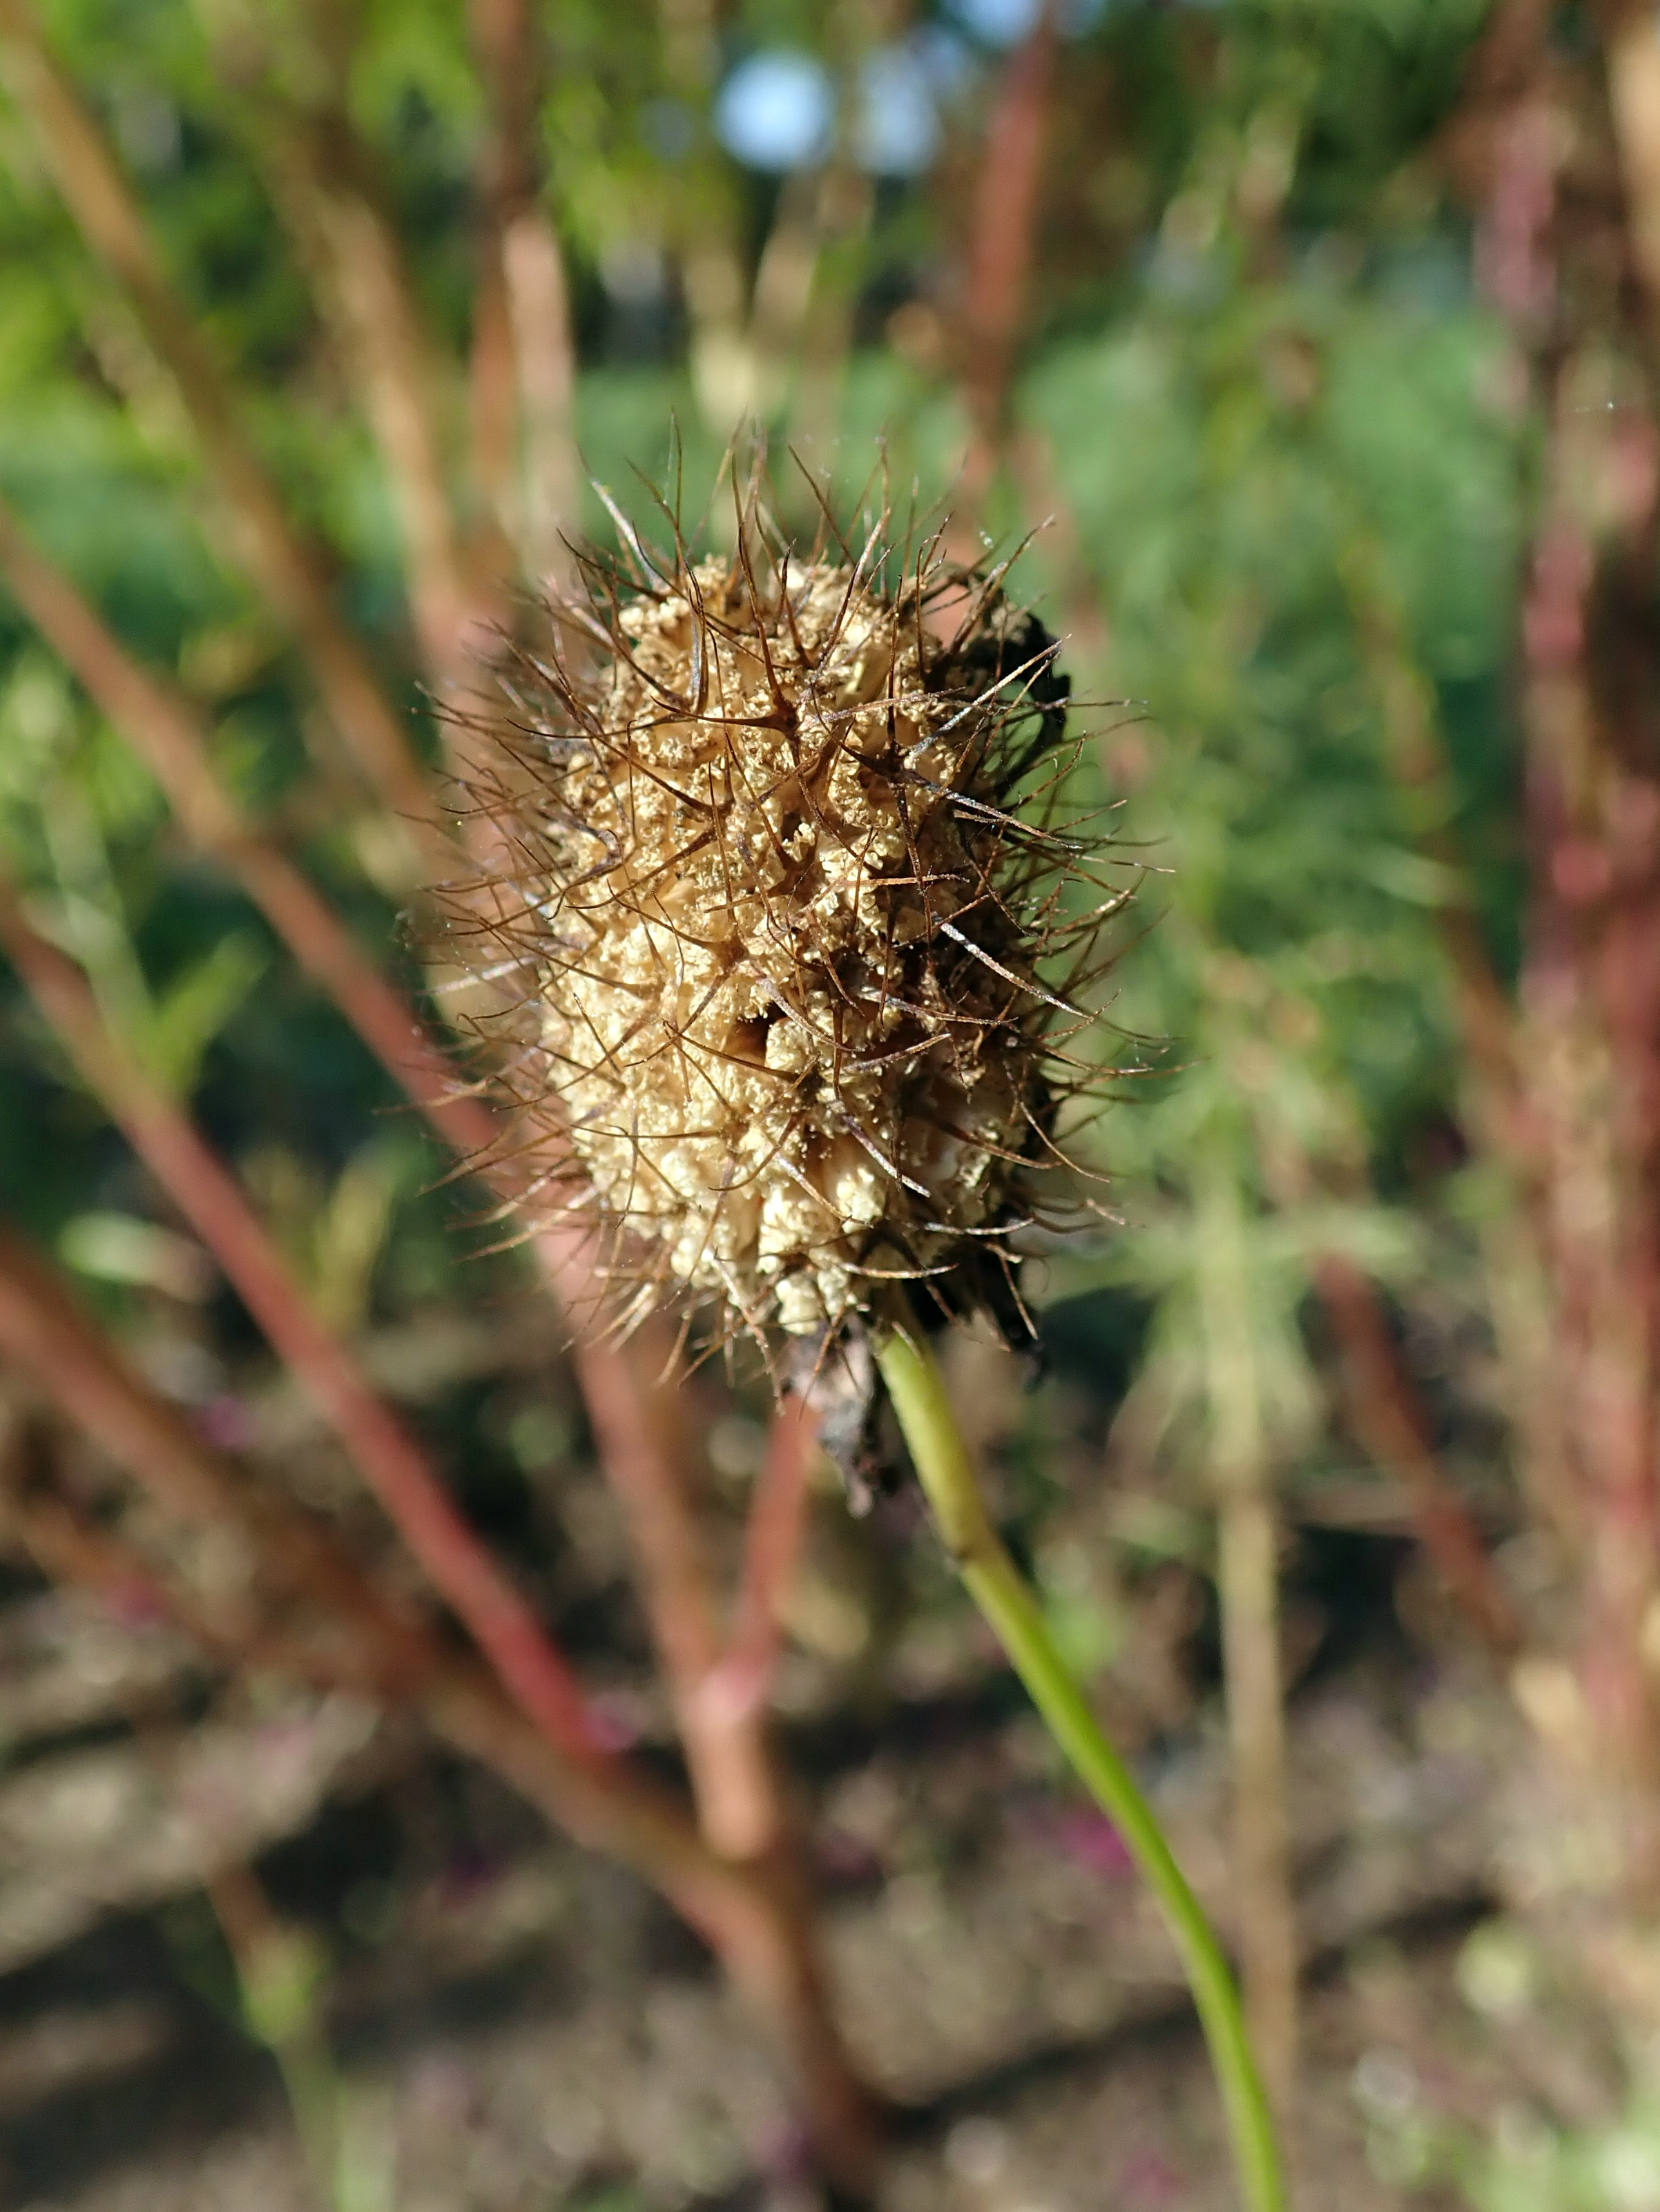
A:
[[438, 495, 1121, 1364]]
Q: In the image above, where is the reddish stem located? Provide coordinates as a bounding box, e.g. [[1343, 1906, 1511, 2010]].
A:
[[0, 493, 837, 2008], [1313, 1253, 1522, 1656], [565, 1303, 778, 1860], [220, 41, 478, 682], [467, 0, 580, 585], [0, 494, 497, 1165], [0, 1221, 882, 2191], [720, 1393, 819, 1707], [0, 1226, 759, 1910], [1457, 11, 1660, 1795], [0, 885, 600, 1765], [956, 3, 1059, 526], [0, 0, 436, 847]]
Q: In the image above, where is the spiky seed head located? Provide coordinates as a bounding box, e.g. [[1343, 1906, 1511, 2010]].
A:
[[438, 496, 1116, 1362]]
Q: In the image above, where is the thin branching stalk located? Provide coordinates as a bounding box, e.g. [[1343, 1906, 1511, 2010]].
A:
[[875, 1317, 1286, 2212], [1523, 376, 1660, 1789], [0, 1220, 763, 1888], [435, 1661, 881, 2195], [579, 1373, 822, 1909], [576, 1331, 789, 1865], [720, 1392, 819, 1713], [0, 494, 494, 1160], [0, 1227, 441, 1689], [1465, 10, 1660, 1820], [0, 1220, 577, 1732], [467, 0, 581, 588], [1313, 1251, 1521, 1654], [0, 881, 877, 2179], [1215, 1470, 1297, 2126], [0, 1221, 881, 2195], [0, 879, 601, 1761], [0, 494, 847, 2106], [197, 3, 477, 682], [954, 4, 1059, 534], [0, 0, 438, 853], [1338, 533, 1579, 1546]]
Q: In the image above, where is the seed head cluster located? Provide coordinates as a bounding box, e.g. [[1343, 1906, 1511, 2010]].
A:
[[439, 502, 1121, 1362]]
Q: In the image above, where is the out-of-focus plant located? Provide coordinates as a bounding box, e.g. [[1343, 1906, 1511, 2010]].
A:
[[8, 0, 1660, 2201], [165, 1866, 395, 2212], [0, 0, 889, 2190], [1001, 23, 1523, 2125], [1358, 1917, 1660, 2212]]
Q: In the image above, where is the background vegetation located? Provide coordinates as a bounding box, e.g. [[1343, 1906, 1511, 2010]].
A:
[[1, 1, 1657, 2208]]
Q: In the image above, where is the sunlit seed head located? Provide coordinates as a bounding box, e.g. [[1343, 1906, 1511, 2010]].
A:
[[437, 490, 1122, 1364]]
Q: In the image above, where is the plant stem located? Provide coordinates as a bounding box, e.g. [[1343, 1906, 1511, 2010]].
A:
[[0, 881, 601, 1763], [0, 1221, 880, 2193], [0, 0, 437, 851], [874, 1320, 1286, 2212], [1215, 1472, 1297, 2123]]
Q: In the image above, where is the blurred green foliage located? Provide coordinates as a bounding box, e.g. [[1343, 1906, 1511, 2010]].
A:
[[0, 6, 1563, 2198], [1359, 1919, 1660, 2212], [0, 1, 1518, 1552]]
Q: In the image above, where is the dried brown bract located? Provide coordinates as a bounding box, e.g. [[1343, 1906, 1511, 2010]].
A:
[[435, 488, 1126, 1367]]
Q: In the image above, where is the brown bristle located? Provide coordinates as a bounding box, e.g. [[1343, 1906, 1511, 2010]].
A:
[[433, 494, 1126, 1365]]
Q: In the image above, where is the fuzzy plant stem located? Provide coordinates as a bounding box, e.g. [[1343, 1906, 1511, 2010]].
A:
[[874, 1320, 1286, 2212]]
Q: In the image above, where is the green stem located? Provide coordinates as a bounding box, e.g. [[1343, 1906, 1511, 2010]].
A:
[[876, 1321, 1286, 2212]]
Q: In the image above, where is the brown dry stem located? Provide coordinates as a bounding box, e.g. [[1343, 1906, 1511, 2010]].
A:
[[0, 1223, 882, 2193], [0, 0, 436, 852], [197, 4, 478, 684], [0, 877, 601, 1762], [467, 0, 581, 588]]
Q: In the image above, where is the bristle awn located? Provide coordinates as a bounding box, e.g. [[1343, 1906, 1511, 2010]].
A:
[[432, 473, 1136, 1350]]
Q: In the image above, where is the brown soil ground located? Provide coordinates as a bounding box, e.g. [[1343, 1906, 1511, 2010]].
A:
[[0, 1575, 1521, 2212]]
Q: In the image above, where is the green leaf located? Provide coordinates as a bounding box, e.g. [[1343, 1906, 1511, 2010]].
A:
[[137, 929, 269, 1098]]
